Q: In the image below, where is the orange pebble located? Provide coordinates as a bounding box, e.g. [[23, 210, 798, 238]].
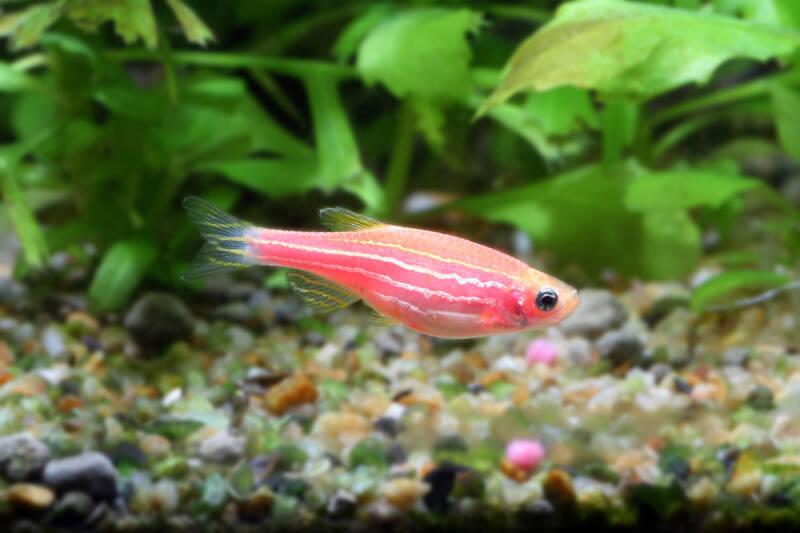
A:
[[500, 457, 530, 482], [57, 395, 83, 413]]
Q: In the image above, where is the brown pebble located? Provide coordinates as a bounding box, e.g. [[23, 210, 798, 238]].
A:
[[6, 483, 55, 510], [0, 341, 14, 365], [0, 368, 12, 385], [543, 469, 575, 507], [312, 412, 371, 447], [499, 458, 529, 482], [139, 434, 171, 457], [264, 372, 318, 415], [57, 395, 84, 413], [239, 487, 274, 520], [478, 370, 504, 387], [380, 478, 430, 510], [66, 311, 100, 336]]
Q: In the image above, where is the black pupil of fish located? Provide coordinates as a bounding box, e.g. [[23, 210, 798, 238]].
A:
[[535, 290, 558, 312]]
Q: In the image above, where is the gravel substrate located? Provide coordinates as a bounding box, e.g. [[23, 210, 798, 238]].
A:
[[1, 273, 800, 532]]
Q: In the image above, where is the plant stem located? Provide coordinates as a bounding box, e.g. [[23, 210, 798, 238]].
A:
[[649, 72, 793, 126], [484, 5, 551, 22], [383, 99, 415, 217], [107, 50, 358, 80]]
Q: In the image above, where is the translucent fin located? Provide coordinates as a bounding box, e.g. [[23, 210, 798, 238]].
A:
[[320, 207, 383, 232], [286, 270, 359, 313], [366, 309, 401, 327], [182, 196, 254, 281]]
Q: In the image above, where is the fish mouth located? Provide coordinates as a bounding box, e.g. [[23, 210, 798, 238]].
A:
[[561, 288, 580, 319]]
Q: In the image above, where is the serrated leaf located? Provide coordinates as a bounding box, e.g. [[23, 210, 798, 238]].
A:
[[357, 8, 481, 102], [88, 237, 157, 312], [66, 0, 157, 49], [625, 171, 760, 210], [482, 0, 800, 111], [166, 0, 215, 46], [691, 270, 791, 313]]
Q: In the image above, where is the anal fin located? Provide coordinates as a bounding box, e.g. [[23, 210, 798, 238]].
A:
[[286, 270, 359, 313]]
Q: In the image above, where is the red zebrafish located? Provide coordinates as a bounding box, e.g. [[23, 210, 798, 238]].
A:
[[184, 197, 579, 338]]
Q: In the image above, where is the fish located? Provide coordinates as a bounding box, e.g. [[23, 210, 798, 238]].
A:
[[183, 196, 580, 338]]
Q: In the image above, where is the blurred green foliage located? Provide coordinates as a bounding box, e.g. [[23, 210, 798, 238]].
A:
[[0, 0, 799, 311]]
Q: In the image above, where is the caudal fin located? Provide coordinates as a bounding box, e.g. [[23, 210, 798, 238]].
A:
[[182, 196, 255, 281]]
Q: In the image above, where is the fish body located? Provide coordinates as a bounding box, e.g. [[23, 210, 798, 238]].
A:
[[184, 197, 579, 338]]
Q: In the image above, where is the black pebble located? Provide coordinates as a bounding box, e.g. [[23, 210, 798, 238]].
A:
[[109, 441, 147, 468], [386, 443, 407, 465], [373, 417, 400, 438], [422, 462, 469, 512], [672, 377, 692, 394]]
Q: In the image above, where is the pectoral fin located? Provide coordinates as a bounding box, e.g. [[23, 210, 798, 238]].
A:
[[286, 270, 359, 313], [366, 309, 401, 327]]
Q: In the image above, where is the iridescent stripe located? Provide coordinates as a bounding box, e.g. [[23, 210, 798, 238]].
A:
[[251, 238, 508, 290]]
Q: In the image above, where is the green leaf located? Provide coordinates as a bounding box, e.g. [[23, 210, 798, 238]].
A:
[[525, 86, 599, 137], [456, 164, 702, 279], [66, 0, 157, 49], [625, 171, 760, 210], [357, 8, 482, 102], [0, 63, 42, 92], [0, 154, 48, 269], [691, 270, 792, 312], [771, 82, 800, 162], [198, 158, 319, 197], [303, 71, 383, 210], [481, 0, 800, 111], [333, 3, 394, 62], [166, 0, 215, 46], [0, 3, 61, 50], [88, 238, 157, 312]]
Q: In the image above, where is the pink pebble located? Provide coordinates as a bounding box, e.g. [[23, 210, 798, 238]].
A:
[[525, 338, 557, 366], [506, 439, 546, 472]]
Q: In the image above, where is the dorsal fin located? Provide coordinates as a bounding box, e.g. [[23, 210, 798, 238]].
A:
[[286, 270, 359, 313], [320, 207, 383, 232]]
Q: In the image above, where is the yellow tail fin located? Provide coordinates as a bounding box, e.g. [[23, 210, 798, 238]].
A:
[[182, 196, 254, 281]]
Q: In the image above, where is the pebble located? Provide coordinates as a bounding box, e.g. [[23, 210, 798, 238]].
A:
[[6, 483, 55, 511], [559, 289, 627, 338], [543, 469, 575, 507], [43, 452, 118, 500], [595, 329, 644, 367], [326, 489, 357, 517], [0, 433, 51, 481], [42, 326, 67, 357], [123, 292, 195, 351], [380, 478, 430, 511], [506, 439, 546, 472], [723, 347, 750, 367], [312, 412, 371, 448], [263, 372, 318, 415], [197, 431, 245, 464], [747, 384, 775, 410], [374, 329, 404, 357], [422, 462, 466, 512], [52, 491, 94, 525], [526, 338, 558, 366], [650, 363, 672, 384], [65, 311, 100, 337], [139, 434, 171, 458], [373, 417, 400, 438]]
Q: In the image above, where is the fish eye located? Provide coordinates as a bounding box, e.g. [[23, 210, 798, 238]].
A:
[[535, 289, 558, 312]]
